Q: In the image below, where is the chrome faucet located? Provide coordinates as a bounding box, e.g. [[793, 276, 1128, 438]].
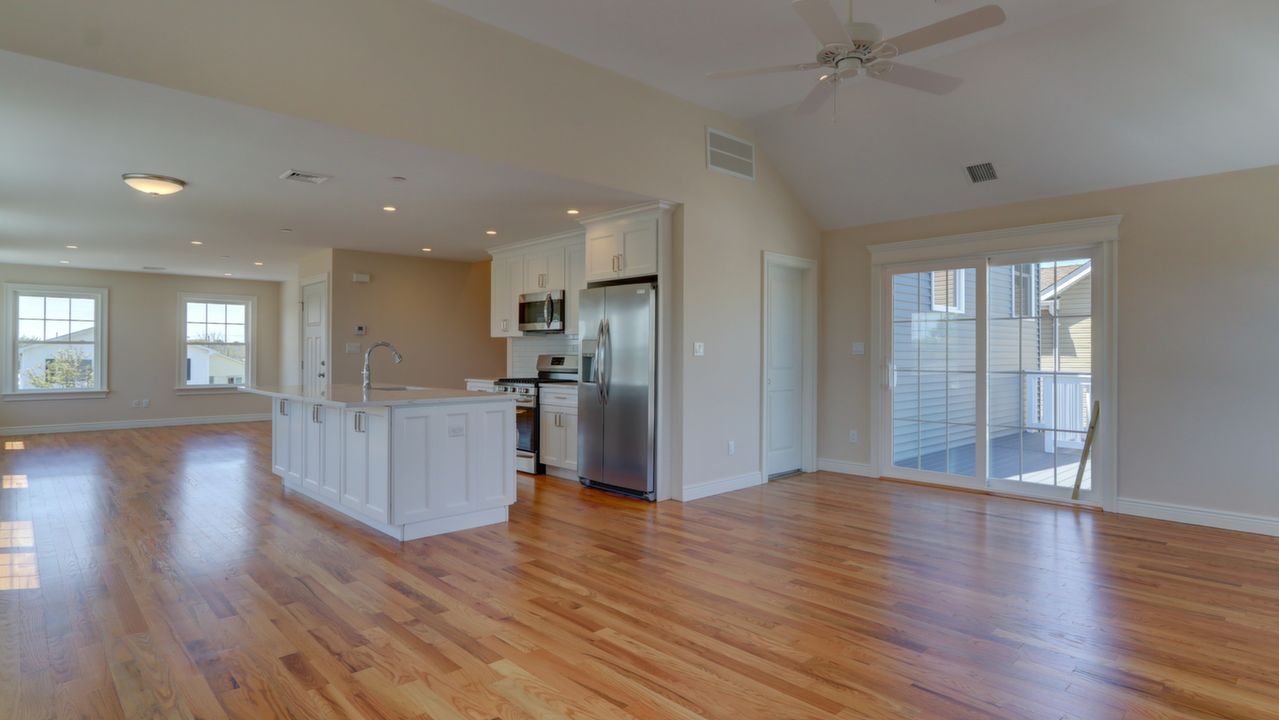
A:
[[362, 341, 403, 389]]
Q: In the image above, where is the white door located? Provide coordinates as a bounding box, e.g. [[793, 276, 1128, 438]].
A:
[[302, 280, 328, 394], [765, 264, 804, 476]]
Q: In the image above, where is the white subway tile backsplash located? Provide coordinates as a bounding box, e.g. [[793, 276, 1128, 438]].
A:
[[509, 335, 579, 376]]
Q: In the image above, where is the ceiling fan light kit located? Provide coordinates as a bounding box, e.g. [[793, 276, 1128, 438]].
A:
[[708, 0, 1006, 115]]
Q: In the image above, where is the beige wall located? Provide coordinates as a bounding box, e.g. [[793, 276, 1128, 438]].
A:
[[0, 264, 279, 430], [820, 164, 1279, 520], [327, 251, 504, 388], [0, 0, 821, 490]]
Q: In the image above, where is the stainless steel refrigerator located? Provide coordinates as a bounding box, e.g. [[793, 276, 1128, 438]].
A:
[[578, 282, 657, 499]]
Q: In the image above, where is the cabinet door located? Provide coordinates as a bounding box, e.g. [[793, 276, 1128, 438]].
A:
[[319, 405, 343, 502], [523, 247, 566, 293], [490, 255, 524, 337], [341, 409, 390, 522], [585, 228, 622, 282], [561, 411, 579, 472], [302, 403, 324, 493], [619, 216, 658, 278], [566, 244, 585, 335], [271, 399, 288, 477], [539, 408, 562, 468], [286, 401, 306, 487]]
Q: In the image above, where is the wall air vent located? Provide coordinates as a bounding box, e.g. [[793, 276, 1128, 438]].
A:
[[966, 162, 998, 184], [279, 169, 332, 185], [706, 128, 755, 181]]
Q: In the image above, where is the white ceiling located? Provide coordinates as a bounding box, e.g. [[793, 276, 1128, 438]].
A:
[[436, 0, 1279, 229], [0, 50, 649, 281]]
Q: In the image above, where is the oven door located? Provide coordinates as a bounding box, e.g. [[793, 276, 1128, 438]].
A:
[[518, 291, 565, 332], [513, 397, 537, 453]]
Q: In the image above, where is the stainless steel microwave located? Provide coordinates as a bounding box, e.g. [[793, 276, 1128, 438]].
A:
[[518, 290, 565, 333]]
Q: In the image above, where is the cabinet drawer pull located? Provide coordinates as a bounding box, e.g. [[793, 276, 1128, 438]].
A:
[[354, 412, 366, 433], [279, 399, 287, 416]]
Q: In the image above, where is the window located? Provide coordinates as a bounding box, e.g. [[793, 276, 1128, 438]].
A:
[[930, 269, 966, 314], [178, 293, 254, 389], [3, 284, 108, 396]]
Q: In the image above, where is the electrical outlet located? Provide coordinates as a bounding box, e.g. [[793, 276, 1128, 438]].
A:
[[131, 399, 150, 409], [694, 342, 705, 357], [848, 430, 859, 444], [727, 440, 735, 456]]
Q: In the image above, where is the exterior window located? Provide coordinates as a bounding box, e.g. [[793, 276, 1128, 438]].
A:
[[930, 269, 966, 314], [4, 284, 109, 395], [178, 293, 254, 388]]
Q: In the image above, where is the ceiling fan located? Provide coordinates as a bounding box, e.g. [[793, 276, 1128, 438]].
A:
[[708, 0, 1006, 114]]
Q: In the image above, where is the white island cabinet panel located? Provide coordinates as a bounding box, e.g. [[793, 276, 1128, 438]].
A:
[[391, 403, 515, 530], [342, 408, 390, 523]]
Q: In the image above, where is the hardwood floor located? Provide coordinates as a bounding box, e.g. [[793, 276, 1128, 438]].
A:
[[2, 422, 1277, 719]]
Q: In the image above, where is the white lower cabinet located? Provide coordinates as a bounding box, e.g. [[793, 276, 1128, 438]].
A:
[[390, 403, 515, 525], [302, 403, 343, 502], [271, 398, 288, 477], [539, 388, 578, 473], [284, 400, 306, 488], [341, 408, 390, 523]]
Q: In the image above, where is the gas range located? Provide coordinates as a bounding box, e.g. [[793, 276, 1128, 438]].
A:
[[485, 355, 579, 475]]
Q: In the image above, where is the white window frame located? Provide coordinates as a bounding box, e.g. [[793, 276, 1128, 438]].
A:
[[176, 292, 256, 394], [2, 283, 110, 400]]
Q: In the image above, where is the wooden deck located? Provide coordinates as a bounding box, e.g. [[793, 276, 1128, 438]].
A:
[[2, 422, 1277, 719]]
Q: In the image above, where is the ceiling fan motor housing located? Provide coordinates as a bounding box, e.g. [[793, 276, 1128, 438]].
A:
[[816, 21, 883, 69]]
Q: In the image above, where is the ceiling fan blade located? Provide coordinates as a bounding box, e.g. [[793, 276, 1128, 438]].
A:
[[795, 79, 836, 115], [792, 0, 851, 47], [707, 62, 822, 80], [869, 62, 963, 95], [879, 5, 1006, 57]]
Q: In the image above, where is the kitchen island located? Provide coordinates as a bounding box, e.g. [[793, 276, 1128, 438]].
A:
[[240, 384, 517, 541]]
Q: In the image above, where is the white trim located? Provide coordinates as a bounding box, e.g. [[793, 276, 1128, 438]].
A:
[[177, 292, 256, 390], [574, 200, 676, 227], [3, 389, 109, 401], [174, 386, 243, 396], [3, 282, 109, 395], [680, 472, 763, 502], [0, 413, 270, 436], [816, 459, 877, 477], [869, 216, 1122, 266], [1116, 498, 1279, 538], [487, 228, 584, 256], [761, 252, 819, 481]]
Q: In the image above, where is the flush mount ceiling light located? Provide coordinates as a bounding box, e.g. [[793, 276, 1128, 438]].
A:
[[382, 206, 397, 213], [122, 173, 187, 196], [566, 209, 580, 215]]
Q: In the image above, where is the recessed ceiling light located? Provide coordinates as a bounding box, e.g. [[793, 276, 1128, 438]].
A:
[[65, 244, 78, 249], [58, 260, 70, 264], [122, 173, 187, 196], [421, 248, 432, 252], [190, 240, 203, 245], [223, 272, 233, 276], [280, 228, 293, 233], [219, 255, 231, 260], [382, 206, 397, 213], [390, 176, 407, 182], [485, 229, 497, 236], [254, 261, 264, 266], [566, 209, 580, 215]]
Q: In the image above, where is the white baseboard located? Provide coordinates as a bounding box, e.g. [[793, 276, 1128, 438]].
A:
[[1116, 498, 1279, 538], [681, 471, 763, 502], [0, 413, 271, 436], [817, 458, 878, 478]]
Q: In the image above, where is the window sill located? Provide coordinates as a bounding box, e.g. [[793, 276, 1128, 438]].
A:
[[2, 390, 109, 401], [174, 386, 246, 396]]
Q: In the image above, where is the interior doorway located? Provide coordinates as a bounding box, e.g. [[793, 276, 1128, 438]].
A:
[[762, 252, 817, 479], [300, 276, 329, 395]]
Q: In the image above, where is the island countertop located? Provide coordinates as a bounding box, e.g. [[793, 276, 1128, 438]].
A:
[[239, 383, 513, 408]]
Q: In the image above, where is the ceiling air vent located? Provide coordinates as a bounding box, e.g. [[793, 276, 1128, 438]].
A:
[[706, 128, 755, 181], [966, 162, 998, 184], [279, 169, 332, 185], [142, 266, 166, 271]]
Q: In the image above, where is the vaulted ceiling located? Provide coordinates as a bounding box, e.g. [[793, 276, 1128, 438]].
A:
[[436, 0, 1279, 229]]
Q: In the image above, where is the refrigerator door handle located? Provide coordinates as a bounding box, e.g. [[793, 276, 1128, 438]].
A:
[[595, 318, 606, 405], [599, 318, 611, 405]]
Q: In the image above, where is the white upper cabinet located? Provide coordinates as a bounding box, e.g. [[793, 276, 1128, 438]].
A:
[[582, 204, 670, 283], [490, 254, 524, 338], [566, 244, 586, 335], [523, 246, 566, 293]]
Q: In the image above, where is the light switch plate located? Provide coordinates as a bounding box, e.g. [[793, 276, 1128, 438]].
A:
[[694, 342, 705, 357], [345, 342, 361, 354], [852, 341, 865, 356]]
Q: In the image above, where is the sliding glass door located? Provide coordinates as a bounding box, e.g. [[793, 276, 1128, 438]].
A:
[[885, 248, 1101, 502]]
